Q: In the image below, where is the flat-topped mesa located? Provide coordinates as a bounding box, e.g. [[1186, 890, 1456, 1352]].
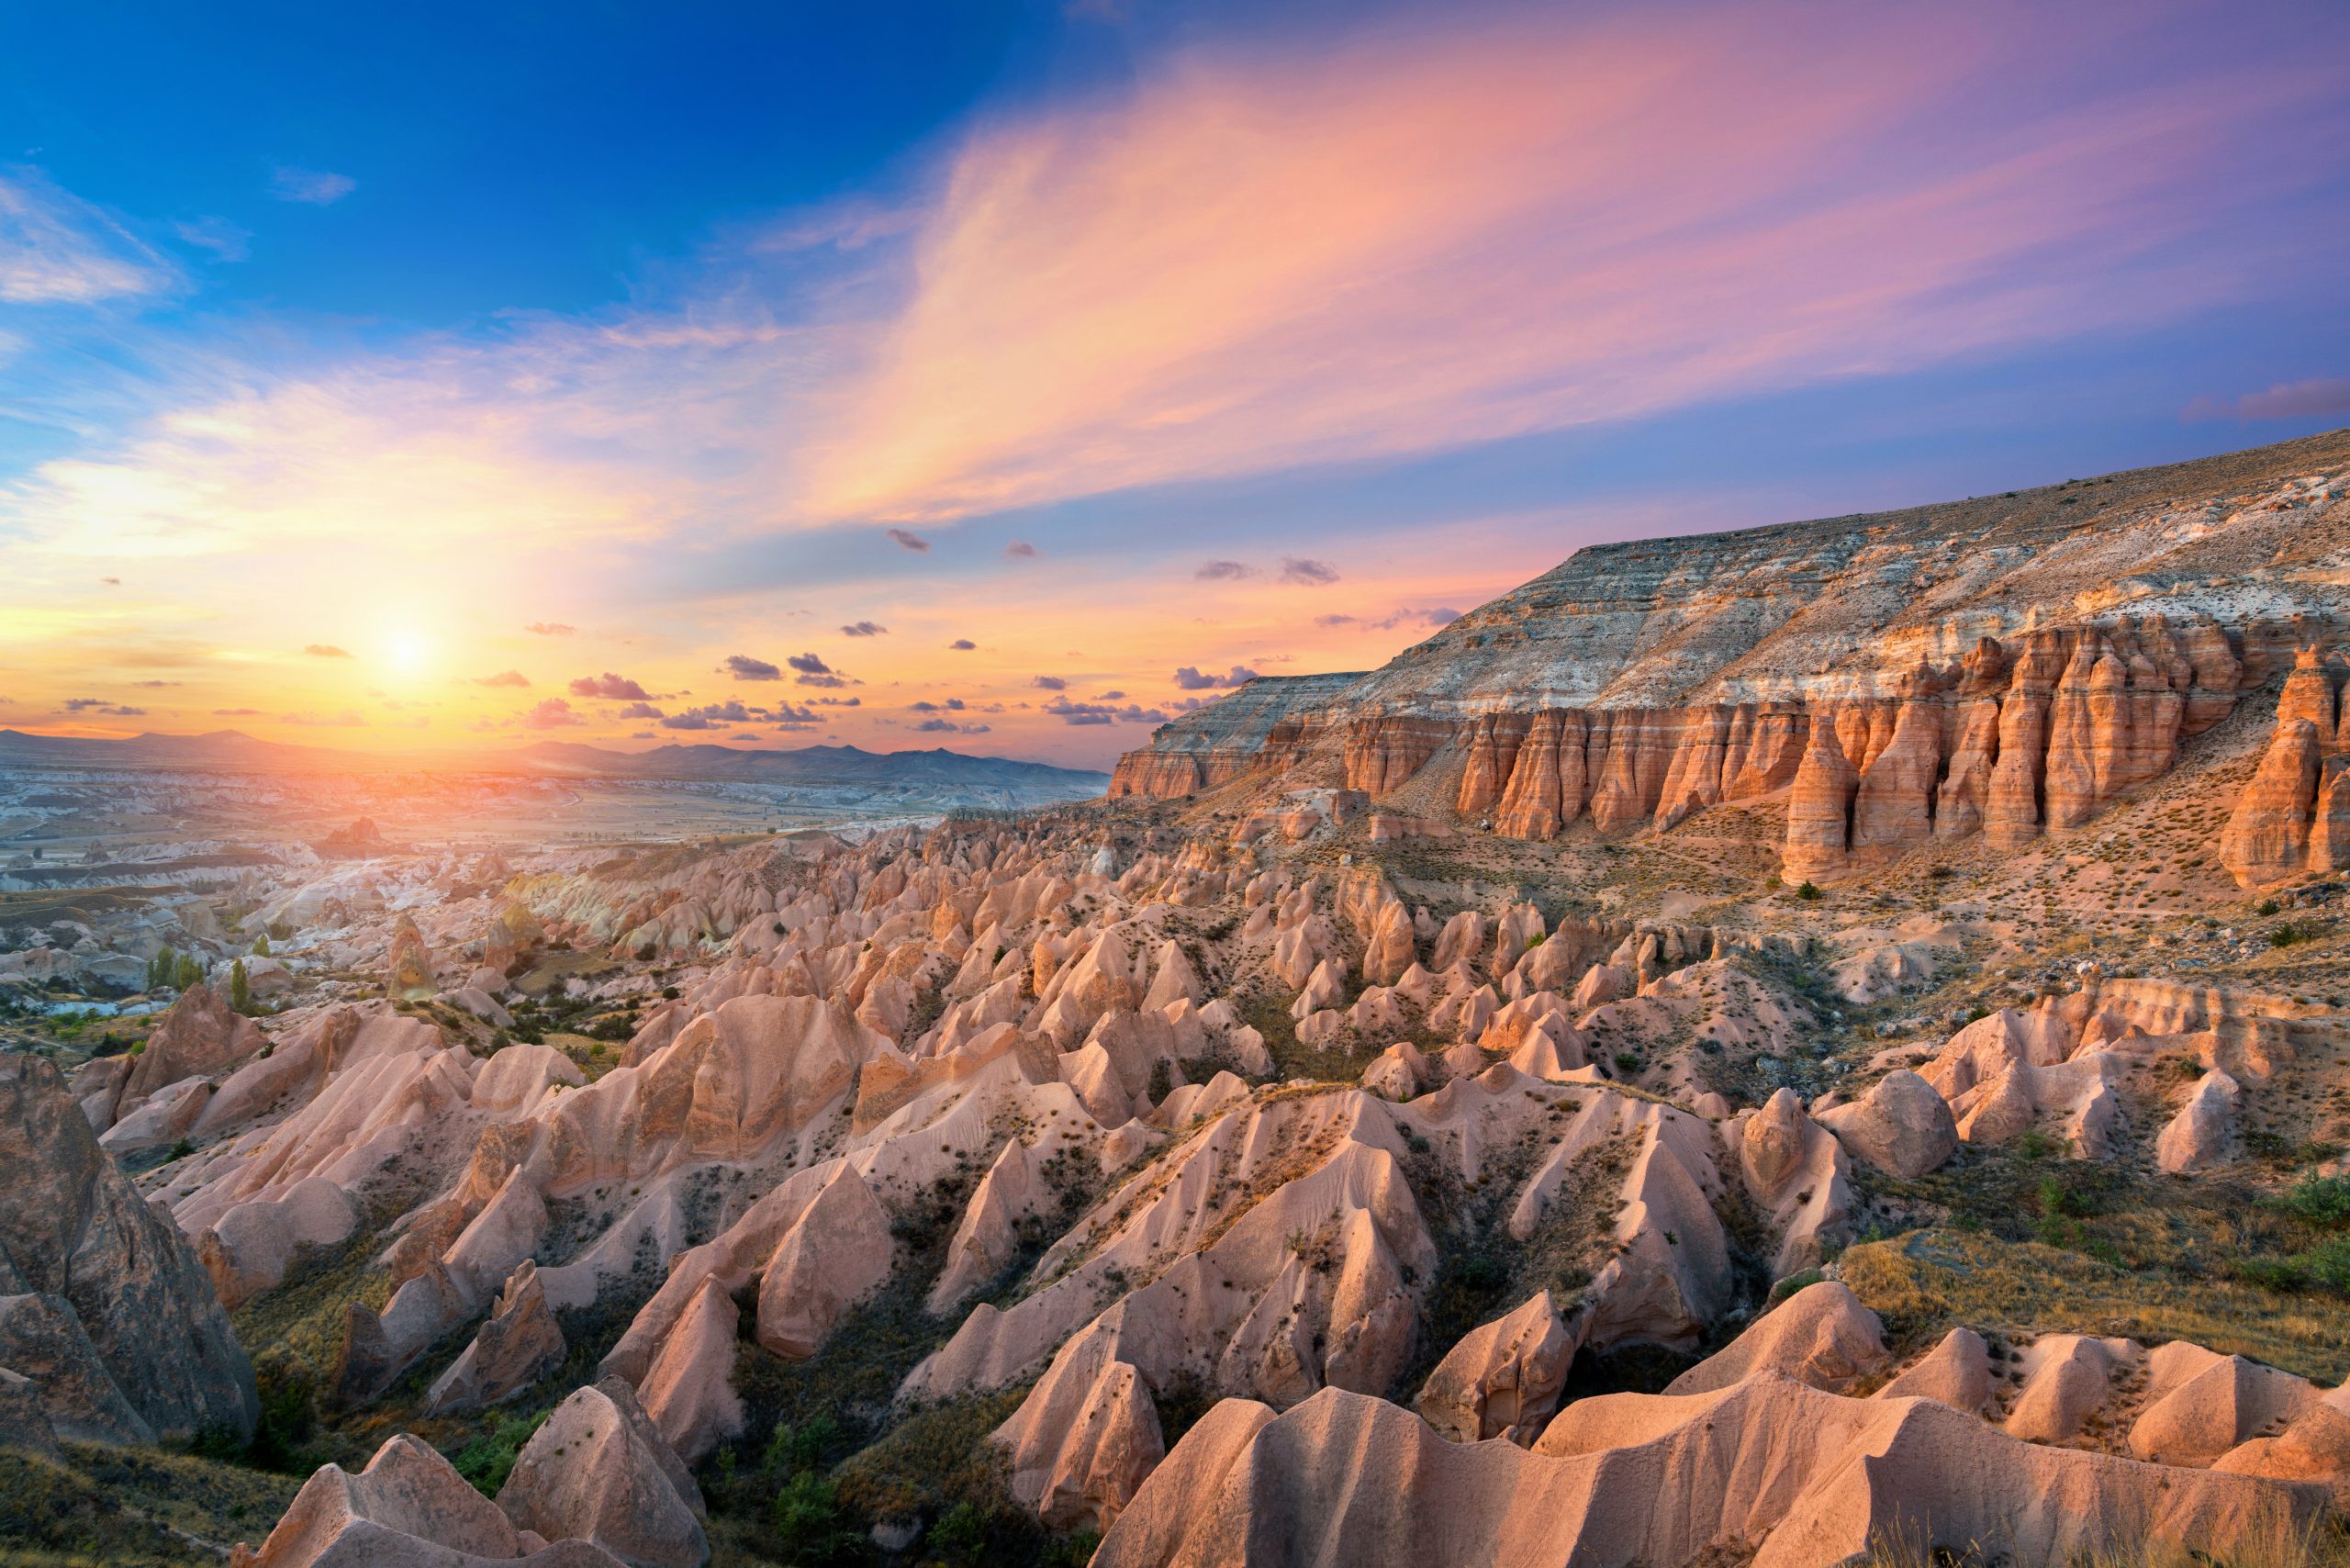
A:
[[1113, 433, 2350, 878]]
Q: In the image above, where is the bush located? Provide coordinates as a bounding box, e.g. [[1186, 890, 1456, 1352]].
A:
[[769, 1472, 862, 1564], [1796, 881, 1822, 902], [1772, 1268, 1825, 1303], [452, 1410, 549, 1497], [2278, 1175, 2350, 1228]]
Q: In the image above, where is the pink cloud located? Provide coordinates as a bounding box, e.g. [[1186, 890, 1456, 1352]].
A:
[[2184, 377, 2350, 422], [808, 6, 2337, 521]]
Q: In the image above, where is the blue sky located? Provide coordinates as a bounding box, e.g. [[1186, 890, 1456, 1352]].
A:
[[3, 0, 2347, 765]]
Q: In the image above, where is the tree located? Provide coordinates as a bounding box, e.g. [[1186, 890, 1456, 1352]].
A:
[[173, 952, 203, 991], [148, 946, 175, 991], [252, 934, 271, 958], [230, 958, 250, 1012]]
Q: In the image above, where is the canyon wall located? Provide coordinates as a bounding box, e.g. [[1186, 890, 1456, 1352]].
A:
[[1115, 431, 2350, 879], [2221, 647, 2350, 888]]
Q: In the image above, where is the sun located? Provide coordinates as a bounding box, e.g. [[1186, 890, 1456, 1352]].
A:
[[386, 633, 429, 673]]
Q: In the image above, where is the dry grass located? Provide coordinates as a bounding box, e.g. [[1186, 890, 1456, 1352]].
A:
[[1841, 1229, 2350, 1383], [0, 1442, 300, 1567]]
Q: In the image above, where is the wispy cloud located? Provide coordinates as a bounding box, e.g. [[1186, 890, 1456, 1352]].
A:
[[0, 169, 175, 304], [173, 217, 252, 263], [268, 165, 356, 205], [2183, 376, 2350, 422], [803, 7, 2344, 521]]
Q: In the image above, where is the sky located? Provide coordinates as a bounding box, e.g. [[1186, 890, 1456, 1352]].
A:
[[3, 0, 2348, 770]]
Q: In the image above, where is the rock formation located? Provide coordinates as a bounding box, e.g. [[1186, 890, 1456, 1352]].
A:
[[0, 1054, 257, 1446]]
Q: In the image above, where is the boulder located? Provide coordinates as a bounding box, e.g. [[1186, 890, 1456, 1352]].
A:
[[2215, 1401, 2350, 1508], [116, 981, 266, 1120], [1815, 1070, 1957, 1178], [201, 1177, 361, 1310], [928, 1138, 1037, 1314], [2131, 1345, 2320, 1470], [2004, 1335, 2136, 1443], [498, 1378, 708, 1568]]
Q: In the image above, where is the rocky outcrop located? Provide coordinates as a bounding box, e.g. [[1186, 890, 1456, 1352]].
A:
[[2221, 650, 2350, 887], [235, 1433, 626, 1566], [425, 1261, 566, 1416], [1093, 1374, 2324, 1568], [497, 1378, 708, 1568], [1662, 1282, 1886, 1396], [113, 980, 266, 1123], [1414, 1291, 1573, 1445], [1815, 1070, 1957, 1179], [2155, 1070, 2242, 1174], [0, 1054, 256, 1446], [1109, 674, 1367, 798]]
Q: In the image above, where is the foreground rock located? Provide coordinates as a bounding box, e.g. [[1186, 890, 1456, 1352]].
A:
[[234, 1434, 625, 1566], [0, 1053, 256, 1446]]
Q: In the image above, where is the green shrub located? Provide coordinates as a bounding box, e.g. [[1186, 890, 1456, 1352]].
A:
[[769, 1472, 860, 1563], [452, 1410, 549, 1496], [1796, 881, 1822, 901], [2278, 1175, 2350, 1228], [1772, 1268, 1825, 1303]]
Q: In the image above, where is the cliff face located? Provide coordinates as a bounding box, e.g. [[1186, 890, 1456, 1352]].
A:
[[1109, 673, 1367, 798], [2221, 647, 2350, 888], [1115, 431, 2350, 877]]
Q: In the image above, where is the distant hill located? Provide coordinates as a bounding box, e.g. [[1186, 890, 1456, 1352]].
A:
[[505, 740, 1107, 792], [0, 728, 1107, 803], [0, 729, 386, 771]]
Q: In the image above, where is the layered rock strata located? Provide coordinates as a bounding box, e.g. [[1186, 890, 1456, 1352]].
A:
[[1114, 440, 2350, 879]]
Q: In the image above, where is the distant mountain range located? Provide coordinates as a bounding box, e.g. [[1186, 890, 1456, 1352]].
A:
[[505, 740, 1106, 792], [0, 728, 1106, 800]]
